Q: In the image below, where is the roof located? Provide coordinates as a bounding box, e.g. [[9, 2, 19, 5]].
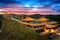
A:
[[43, 21, 57, 25], [38, 17, 49, 21], [22, 17, 35, 21], [44, 25, 56, 29], [49, 21, 57, 24]]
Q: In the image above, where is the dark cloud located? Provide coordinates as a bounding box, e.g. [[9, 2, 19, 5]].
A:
[[0, 0, 17, 4], [0, 0, 60, 8], [0, 0, 59, 4]]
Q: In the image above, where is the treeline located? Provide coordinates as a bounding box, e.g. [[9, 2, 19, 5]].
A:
[[0, 15, 4, 29], [8, 14, 60, 23], [30, 14, 60, 22]]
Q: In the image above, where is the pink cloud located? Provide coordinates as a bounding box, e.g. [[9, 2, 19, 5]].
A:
[[0, 4, 58, 15]]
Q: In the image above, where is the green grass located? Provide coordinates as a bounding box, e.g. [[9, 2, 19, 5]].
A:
[[56, 37, 60, 40], [0, 19, 42, 40]]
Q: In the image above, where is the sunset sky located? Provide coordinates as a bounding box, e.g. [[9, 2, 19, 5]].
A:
[[0, 0, 60, 14]]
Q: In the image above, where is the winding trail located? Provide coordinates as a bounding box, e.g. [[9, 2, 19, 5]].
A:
[[11, 17, 20, 22]]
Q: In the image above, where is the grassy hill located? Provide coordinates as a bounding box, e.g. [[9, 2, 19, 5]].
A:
[[0, 19, 43, 40]]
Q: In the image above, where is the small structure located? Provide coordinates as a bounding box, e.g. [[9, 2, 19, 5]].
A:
[[22, 17, 35, 21], [20, 17, 36, 25], [38, 17, 49, 22], [43, 20, 57, 33]]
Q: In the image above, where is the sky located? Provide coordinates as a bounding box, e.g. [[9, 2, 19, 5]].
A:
[[0, 0, 60, 14]]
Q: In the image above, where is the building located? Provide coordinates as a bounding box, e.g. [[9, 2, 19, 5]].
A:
[[44, 21, 57, 33], [20, 16, 57, 33]]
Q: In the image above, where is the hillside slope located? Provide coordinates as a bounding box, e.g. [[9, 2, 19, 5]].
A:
[[0, 19, 42, 40]]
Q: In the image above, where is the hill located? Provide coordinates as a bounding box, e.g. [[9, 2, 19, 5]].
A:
[[0, 18, 43, 40]]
